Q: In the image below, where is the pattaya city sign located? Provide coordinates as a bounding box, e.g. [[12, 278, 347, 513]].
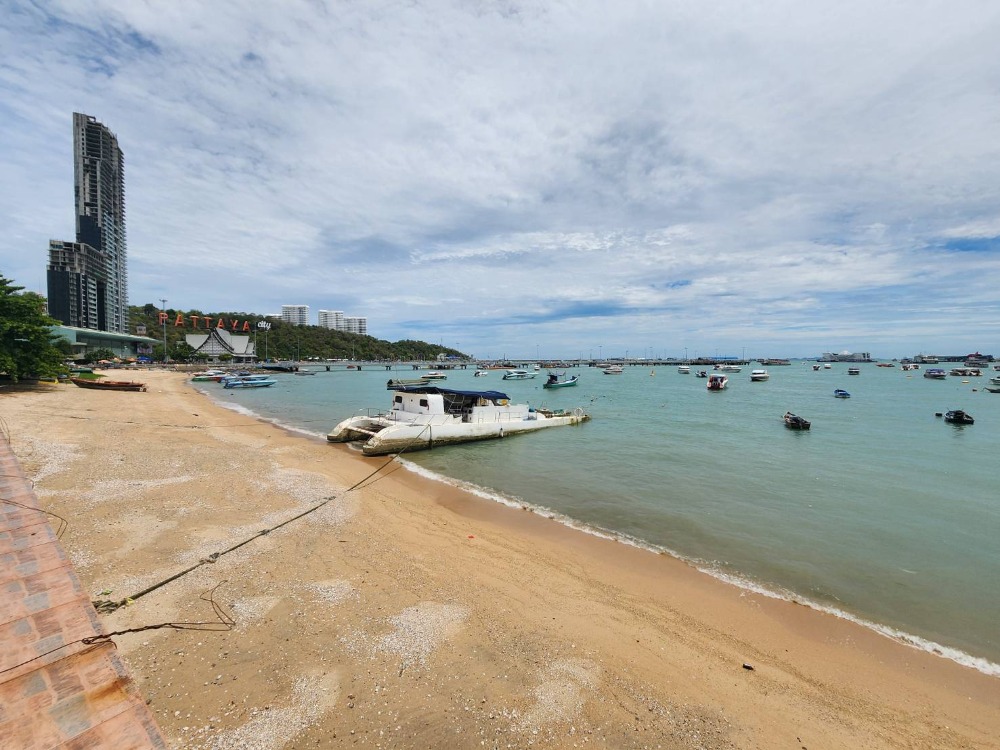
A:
[[158, 312, 257, 333]]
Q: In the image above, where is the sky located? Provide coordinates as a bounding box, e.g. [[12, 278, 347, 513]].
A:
[[2, 0, 999, 360]]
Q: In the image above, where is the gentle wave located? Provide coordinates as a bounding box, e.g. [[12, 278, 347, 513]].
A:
[[399, 458, 1000, 678]]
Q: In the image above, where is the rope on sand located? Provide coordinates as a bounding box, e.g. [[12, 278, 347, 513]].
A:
[[91, 424, 431, 614]]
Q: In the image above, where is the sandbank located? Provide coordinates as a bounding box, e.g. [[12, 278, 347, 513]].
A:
[[2, 370, 998, 749]]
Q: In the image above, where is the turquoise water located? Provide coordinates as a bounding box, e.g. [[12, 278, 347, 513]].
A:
[[196, 363, 1000, 673]]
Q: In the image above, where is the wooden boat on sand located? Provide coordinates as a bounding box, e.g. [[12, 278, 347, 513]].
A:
[[70, 377, 147, 392]]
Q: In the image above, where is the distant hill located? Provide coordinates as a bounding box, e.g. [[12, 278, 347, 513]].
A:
[[130, 304, 466, 361]]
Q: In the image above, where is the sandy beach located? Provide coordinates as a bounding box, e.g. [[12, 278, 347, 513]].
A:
[[3, 370, 998, 749]]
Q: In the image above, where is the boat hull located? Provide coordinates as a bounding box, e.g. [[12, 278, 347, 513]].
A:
[[328, 411, 590, 455], [542, 377, 579, 388], [70, 377, 146, 392]]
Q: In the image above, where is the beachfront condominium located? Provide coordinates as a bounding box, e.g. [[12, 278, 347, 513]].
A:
[[318, 309, 344, 330], [47, 113, 128, 333], [281, 305, 309, 326], [343, 316, 367, 335], [319, 310, 367, 334]]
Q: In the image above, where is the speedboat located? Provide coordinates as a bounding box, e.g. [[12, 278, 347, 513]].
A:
[[474, 370, 489, 377], [707, 373, 728, 391], [543, 372, 579, 388], [327, 385, 590, 455], [944, 410, 974, 425], [677, 365, 690, 374], [923, 368, 947, 379], [784, 412, 811, 429], [833, 389, 851, 398], [602, 365, 624, 374], [223, 375, 277, 389], [696, 370, 708, 378], [847, 367, 861, 375], [749, 369, 769, 381], [423, 371, 448, 380], [718, 364, 742, 373], [190, 369, 227, 381], [502, 369, 536, 380]]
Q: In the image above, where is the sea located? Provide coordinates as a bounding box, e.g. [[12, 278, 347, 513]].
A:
[[193, 362, 1000, 676]]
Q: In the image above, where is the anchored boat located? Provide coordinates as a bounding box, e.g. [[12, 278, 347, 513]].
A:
[[543, 372, 579, 388], [327, 385, 590, 455]]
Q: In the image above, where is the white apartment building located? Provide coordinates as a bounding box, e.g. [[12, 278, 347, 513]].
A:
[[281, 305, 309, 326], [343, 317, 367, 335], [319, 309, 367, 334], [318, 310, 344, 330]]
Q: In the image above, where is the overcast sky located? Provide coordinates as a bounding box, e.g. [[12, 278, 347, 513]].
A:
[[2, 1, 999, 359]]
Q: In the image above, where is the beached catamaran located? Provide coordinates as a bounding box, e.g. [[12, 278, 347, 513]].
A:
[[327, 384, 590, 455]]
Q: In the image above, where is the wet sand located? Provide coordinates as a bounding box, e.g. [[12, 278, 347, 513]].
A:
[[3, 370, 999, 749]]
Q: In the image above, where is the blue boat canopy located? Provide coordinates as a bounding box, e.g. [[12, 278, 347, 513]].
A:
[[396, 385, 510, 400]]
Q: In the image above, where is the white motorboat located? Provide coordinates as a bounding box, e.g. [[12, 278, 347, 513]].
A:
[[717, 364, 742, 373], [502, 369, 536, 380], [474, 370, 489, 377], [749, 369, 769, 381], [327, 385, 590, 455], [677, 365, 690, 374], [602, 365, 624, 374], [423, 371, 448, 380], [707, 373, 728, 391], [223, 375, 277, 389]]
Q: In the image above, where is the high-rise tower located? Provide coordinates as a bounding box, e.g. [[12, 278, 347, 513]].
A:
[[47, 113, 128, 332]]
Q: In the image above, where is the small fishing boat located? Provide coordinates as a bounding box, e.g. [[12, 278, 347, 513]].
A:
[[749, 369, 769, 381], [944, 410, 974, 425], [502, 369, 536, 380], [386, 377, 431, 389], [783, 412, 811, 430], [834, 389, 851, 398], [327, 385, 590, 455], [543, 372, 579, 388], [707, 373, 728, 391], [70, 377, 146, 392]]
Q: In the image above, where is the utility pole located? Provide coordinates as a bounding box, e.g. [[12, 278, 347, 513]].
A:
[[160, 298, 168, 364]]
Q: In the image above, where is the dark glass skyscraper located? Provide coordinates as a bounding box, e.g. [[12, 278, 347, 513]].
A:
[[47, 113, 128, 333]]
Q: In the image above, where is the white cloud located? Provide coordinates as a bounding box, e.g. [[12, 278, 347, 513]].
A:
[[2, 0, 999, 358]]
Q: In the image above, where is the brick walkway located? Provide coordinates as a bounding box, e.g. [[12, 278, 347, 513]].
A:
[[0, 438, 167, 749]]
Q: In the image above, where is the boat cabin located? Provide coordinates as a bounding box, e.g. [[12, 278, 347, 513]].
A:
[[391, 386, 515, 422]]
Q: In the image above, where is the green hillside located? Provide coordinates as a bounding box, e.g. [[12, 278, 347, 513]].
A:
[[131, 304, 466, 362]]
